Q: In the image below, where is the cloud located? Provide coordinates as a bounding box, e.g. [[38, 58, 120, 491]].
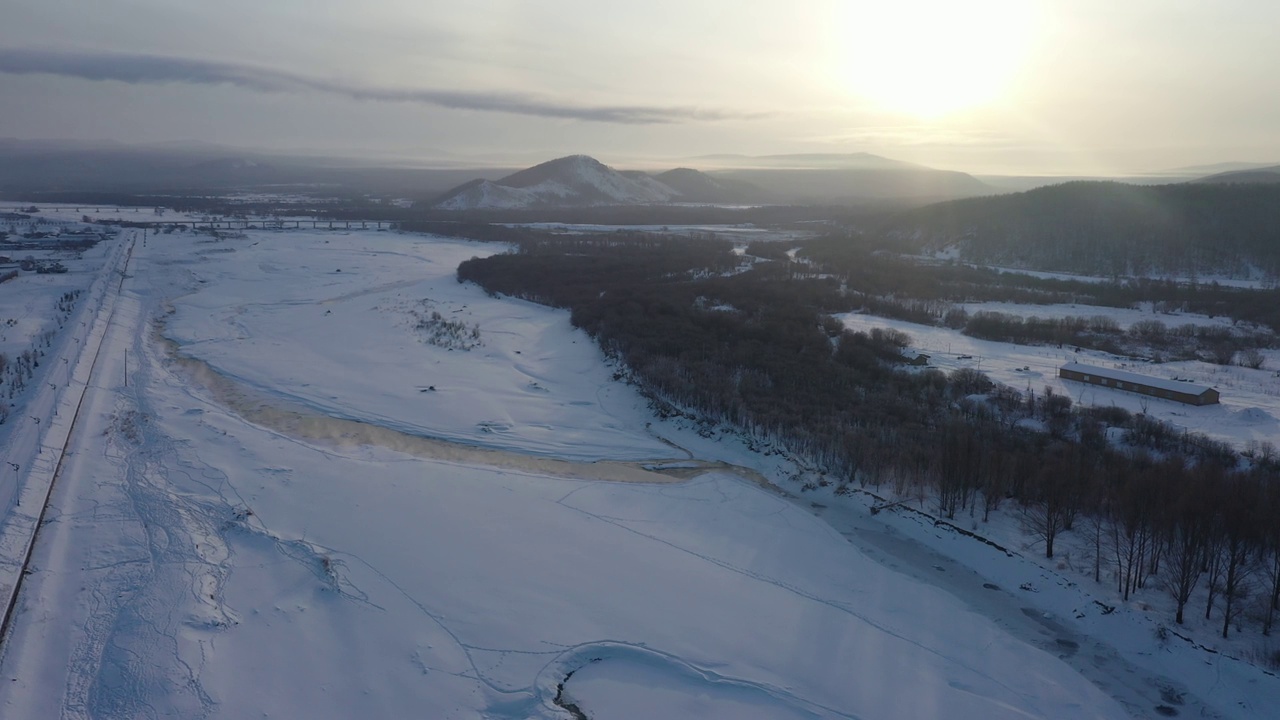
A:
[[0, 47, 752, 125]]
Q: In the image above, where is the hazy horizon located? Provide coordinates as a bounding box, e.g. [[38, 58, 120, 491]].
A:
[[2, 1, 1278, 177], [7, 136, 1274, 181]]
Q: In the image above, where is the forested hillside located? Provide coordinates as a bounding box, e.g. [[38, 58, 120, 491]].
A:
[[881, 182, 1280, 278]]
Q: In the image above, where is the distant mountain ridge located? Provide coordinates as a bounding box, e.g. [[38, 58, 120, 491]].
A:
[[433, 155, 762, 209], [688, 152, 924, 170], [1191, 165, 1280, 185], [879, 181, 1280, 278], [432, 153, 990, 209], [0, 141, 514, 197], [713, 167, 990, 203], [681, 152, 991, 202], [654, 168, 764, 204], [1172, 161, 1280, 176]]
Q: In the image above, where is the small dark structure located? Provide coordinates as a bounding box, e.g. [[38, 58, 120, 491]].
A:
[[1059, 362, 1219, 406], [901, 350, 931, 366]]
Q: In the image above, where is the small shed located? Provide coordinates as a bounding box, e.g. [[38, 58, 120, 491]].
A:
[[1059, 362, 1219, 406], [901, 349, 931, 366]]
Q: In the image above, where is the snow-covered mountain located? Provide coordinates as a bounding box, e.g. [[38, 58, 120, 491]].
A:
[[434, 155, 751, 209]]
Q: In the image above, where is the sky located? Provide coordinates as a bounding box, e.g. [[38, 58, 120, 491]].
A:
[[1, 0, 1277, 176]]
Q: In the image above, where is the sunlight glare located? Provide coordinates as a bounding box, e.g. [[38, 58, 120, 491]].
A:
[[836, 0, 1039, 118]]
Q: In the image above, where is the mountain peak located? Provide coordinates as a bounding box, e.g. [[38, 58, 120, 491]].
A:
[[499, 154, 611, 189], [435, 154, 679, 210]]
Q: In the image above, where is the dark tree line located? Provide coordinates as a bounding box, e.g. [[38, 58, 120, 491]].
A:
[[801, 235, 1280, 335], [953, 311, 1273, 363], [406, 203, 842, 228], [455, 231, 1280, 641]]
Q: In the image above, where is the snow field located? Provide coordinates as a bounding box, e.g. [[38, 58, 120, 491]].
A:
[[811, 490, 1280, 719], [958, 300, 1239, 331], [149, 229, 1273, 717], [162, 231, 675, 462], [838, 311, 1280, 451], [145, 382, 1129, 719], [0, 231, 116, 361], [3, 223, 1273, 718], [83, 228, 1126, 718]]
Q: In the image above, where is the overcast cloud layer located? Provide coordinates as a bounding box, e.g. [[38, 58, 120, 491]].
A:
[[1, 0, 1277, 174], [0, 48, 748, 125]]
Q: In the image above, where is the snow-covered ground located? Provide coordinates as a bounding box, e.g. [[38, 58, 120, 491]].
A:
[[162, 231, 675, 462], [0, 255, 100, 362], [839, 312, 1280, 451], [958, 300, 1238, 331], [0, 229, 122, 502], [0, 223, 1275, 718], [810, 487, 1278, 720]]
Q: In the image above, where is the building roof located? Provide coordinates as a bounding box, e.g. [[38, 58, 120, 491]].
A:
[[1061, 362, 1216, 396]]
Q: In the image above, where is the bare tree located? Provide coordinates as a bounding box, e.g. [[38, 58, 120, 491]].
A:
[[1218, 475, 1261, 638], [1111, 468, 1161, 601], [1162, 468, 1215, 624], [1237, 348, 1266, 370], [1263, 478, 1280, 635], [1022, 446, 1077, 559]]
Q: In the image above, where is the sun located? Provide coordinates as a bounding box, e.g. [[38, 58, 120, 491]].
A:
[[834, 1, 1039, 118]]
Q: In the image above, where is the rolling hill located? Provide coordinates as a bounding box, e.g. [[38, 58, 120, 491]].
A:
[[433, 153, 989, 209], [433, 155, 763, 209], [878, 181, 1280, 278], [1192, 165, 1280, 184], [690, 152, 992, 203]]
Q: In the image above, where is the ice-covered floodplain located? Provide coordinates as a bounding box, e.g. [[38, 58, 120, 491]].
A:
[[839, 311, 1280, 451], [0, 226, 1143, 719], [163, 230, 675, 461]]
